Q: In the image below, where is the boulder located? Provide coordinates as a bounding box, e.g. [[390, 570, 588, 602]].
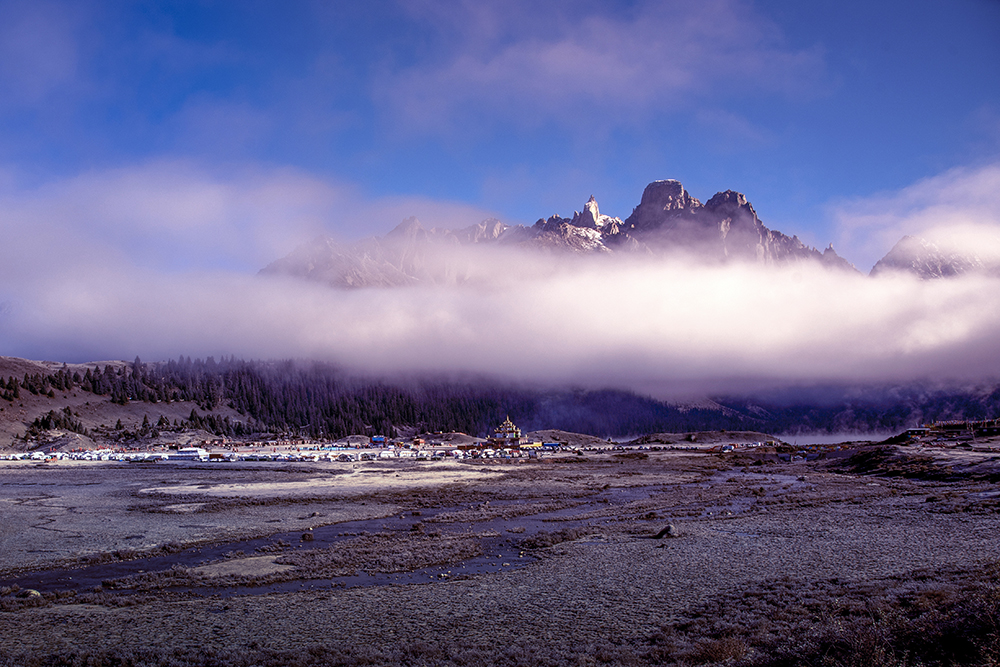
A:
[[653, 524, 679, 539]]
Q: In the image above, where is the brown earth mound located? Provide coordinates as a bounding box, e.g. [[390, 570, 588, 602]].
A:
[[525, 429, 610, 448], [426, 432, 485, 446], [633, 430, 781, 447]]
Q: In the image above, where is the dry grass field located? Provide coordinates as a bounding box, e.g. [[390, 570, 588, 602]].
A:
[[1, 445, 999, 666]]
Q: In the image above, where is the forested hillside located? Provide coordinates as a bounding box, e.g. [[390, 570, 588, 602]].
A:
[[4, 357, 1000, 440], [2, 357, 756, 439]]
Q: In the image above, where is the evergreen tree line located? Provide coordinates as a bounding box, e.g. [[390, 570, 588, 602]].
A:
[[9, 357, 1000, 438], [105, 410, 259, 442], [5, 358, 743, 438], [1, 371, 73, 400], [27, 407, 90, 438], [2, 365, 136, 403]]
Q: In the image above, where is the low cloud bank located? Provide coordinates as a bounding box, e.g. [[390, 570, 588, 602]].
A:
[[0, 160, 501, 275], [2, 161, 1000, 398], [2, 253, 999, 397], [833, 163, 1000, 272]]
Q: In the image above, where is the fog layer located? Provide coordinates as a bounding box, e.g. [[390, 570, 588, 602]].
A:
[[2, 162, 999, 397], [3, 254, 999, 396]]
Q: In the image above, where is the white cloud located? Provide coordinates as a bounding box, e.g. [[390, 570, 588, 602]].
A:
[[832, 162, 1000, 272], [3, 243, 1000, 395], [0, 161, 341, 274], [377, 0, 824, 135], [0, 160, 503, 278], [3, 159, 1000, 397]]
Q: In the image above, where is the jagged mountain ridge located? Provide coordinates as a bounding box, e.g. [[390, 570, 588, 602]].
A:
[[869, 234, 998, 279], [260, 179, 857, 287], [611, 181, 850, 269]]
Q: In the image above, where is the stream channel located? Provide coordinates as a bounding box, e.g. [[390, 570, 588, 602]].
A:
[[1, 471, 807, 599]]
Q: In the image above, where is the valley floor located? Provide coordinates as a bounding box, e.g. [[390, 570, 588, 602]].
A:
[[1, 448, 999, 666]]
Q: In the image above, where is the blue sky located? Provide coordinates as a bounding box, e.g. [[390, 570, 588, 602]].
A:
[[1, 0, 1000, 388], [2, 0, 998, 263]]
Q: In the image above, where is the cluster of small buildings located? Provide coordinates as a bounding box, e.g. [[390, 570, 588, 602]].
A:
[[3, 418, 571, 463], [707, 441, 777, 454], [4, 448, 165, 462], [899, 417, 1000, 447]]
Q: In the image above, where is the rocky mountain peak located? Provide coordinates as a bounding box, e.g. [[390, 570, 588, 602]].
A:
[[640, 180, 696, 208], [870, 235, 987, 279], [703, 190, 764, 243], [386, 216, 426, 240], [639, 179, 699, 208], [622, 180, 703, 233], [570, 195, 607, 229], [261, 177, 861, 287], [455, 218, 508, 244], [820, 244, 854, 271], [705, 190, 751, 213]]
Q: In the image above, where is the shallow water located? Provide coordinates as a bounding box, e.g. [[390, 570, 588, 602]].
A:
[[1, 471, 805, 598], [1, 483, 664, 598]]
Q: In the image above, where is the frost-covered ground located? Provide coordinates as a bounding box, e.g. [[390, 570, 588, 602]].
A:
[[1, 448, 999, 666]]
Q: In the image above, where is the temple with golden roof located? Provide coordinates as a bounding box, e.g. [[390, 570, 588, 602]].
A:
[[488, 416, 523, 447]]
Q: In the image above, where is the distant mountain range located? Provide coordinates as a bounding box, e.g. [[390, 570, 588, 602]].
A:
[[260, 179, 994, 286]]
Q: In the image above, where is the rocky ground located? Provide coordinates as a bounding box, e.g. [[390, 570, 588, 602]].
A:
[[1, 446, 999, 666]]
